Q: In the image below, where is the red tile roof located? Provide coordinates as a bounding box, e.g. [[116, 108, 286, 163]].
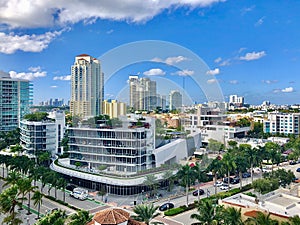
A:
[[77, 54, 90, 57], [93, 208, 130, 224]]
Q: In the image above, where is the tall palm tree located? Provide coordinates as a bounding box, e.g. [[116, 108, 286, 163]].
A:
[[143, 174, 159, 197], [265, 142, 281, 172], [0, 185, 23, 225], [190, 199, 223, 225], [222, 153, 236, 188], [208, 158, 224, 195], [162, 170, 175, 192], [36, 209, 67, 225], [245, 212, 278, 225], [193, 162, 207, 202], [57, 178, 67, 202], [67, 210, 92, 225], [234, 153, 248, 189], [3, 170, 22, 187], [222, 207, 244, 225], [132, 204, 160, 225], [289, 215, 300, 225], [177, 164, 197, 206], [32, 190, 44, 219]]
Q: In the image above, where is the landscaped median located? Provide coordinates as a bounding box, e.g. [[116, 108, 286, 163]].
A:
[[164, 184, 253, 216]]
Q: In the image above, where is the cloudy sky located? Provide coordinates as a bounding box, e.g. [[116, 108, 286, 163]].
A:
[[0, 0, 299, 105]]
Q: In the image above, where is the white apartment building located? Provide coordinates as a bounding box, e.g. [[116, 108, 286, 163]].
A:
[[70, 54, 104, 118], [229, 94, 244, 107], [20, 111, 66, 156], [263, 112, 300, 135]]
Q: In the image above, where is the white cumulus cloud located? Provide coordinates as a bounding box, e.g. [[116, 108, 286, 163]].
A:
[[143, 68, 166, 76], [9, 67, 47, 80], [239, 51, 266, 61], [0, 1, 226, 28], [53, 75, 71, 81], [151, 56, 188, 65], [214, 57, 222, 63], [174, 69, 194, 76], [282, 87, 294, 93], [206, 68, 220, 75], [207, 79, 218, 84], [0, 30, 63, 54], [50, 85, 58, 88]]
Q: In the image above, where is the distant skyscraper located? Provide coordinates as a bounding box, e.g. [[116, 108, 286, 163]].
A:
[[70, 54, 104, 118], [0, 71, 32, 132], [129, 76, 157, 111], [229, 94, 244, 107], [102, 100, 127, 118], [169, 90, 182, 110]]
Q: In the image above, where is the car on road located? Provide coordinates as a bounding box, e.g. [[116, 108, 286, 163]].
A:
[[159, 202, 174, 211], [70, 188, 88, 200], [214, 181, 223, 187], [66, 184, 76, 192], [192, 189, 205, 196], [296, 168, 300, 172], [290, 161, 297, 165], [242, 172, 251, 178], [220, 184, 230, 190], [223, 177, 239, 184], [292, 177, 300, 183]]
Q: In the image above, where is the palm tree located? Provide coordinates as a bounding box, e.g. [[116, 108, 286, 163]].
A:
[[190, 199, 223, 225], [162, 170, 175, 192], [0, 185, 23, 225], [36, 209, 67, 225], [222, 207, 244, 225], [234, 153, 248, 189], [288, 215, 300, 225], [32, 190, 44, 219], [143, 174, 159, 198], [193, 162, 207, 202], [67, 210, 92, 225], [132, 204, 160, 225], [3, 170, 22, 187], [208, 158, 224, 195], [265, 142, 281, 172], [222, 153, 236, 188], [177, 164, 197, 206], [241, 144, 257, 184], [245, 212, 278, 225], [57, 178, 67, 202]]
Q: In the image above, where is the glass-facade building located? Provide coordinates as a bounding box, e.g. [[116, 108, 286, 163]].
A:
[[0, 71, 32, 132]]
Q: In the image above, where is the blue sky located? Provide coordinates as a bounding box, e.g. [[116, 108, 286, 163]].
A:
[[0, 0, 299, 105]]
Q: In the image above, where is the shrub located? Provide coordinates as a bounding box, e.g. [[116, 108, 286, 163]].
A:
[[164, 206, 187, 216]]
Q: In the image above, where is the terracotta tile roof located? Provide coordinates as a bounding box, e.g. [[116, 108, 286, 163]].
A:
[[77, 54, 90, 57], [128, 219, 146, 225], [93, 208, 130, 224]]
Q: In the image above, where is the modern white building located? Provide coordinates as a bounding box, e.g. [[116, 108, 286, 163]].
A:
[[0, 71, 32, 132], [70, 54, 104, 118], [263, 112, 300, 135], [20, 111, 66, 156], [169, 90, 182, 110], [129, 76, 157, 111]]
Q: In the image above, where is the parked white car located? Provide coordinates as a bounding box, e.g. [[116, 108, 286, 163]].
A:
[[70, 188, 88, 200], [220, 184, 230, 190], [214, 181, 223, 187]]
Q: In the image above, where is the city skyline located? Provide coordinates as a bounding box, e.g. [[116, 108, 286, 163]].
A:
[[0, 1, 299, 105]]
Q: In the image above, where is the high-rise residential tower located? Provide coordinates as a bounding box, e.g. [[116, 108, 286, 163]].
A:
[[0, 71, 32, 132], [129, 76, 156, 111], [169, 90, 182, 110], [70, 54, 104, 118]]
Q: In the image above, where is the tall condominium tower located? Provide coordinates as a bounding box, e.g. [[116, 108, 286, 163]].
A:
[[129, 76, 157, 111], [0, 71, 32, 132], [169, 90, 182, 110], [70, 54, 104, 118]]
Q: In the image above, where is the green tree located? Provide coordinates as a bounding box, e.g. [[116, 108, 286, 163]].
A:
[[23, 112, 49, 121], [16, 178, 35, 210], [208, 158, 224, 195], [177, 164, 197, 206], [252, 178, 279, 196], [32, 190, 44, 219], [67, 210, 92, 225], [57, 178, 67, 202], [222, 207, 244, 225], [242, 144, 258, 184], [190, 199, 223, 225], [245, 211, 278, 225], [3, 171, 22, 187], [0, 185, 23, 225], [208, 139, 223, 153], [222, 153, 236, 188], [265, 142, 281, 171], [193, 162, 208, 202], [132, 204, 160, 225], [36, 209, 67, 225], [162, 170, 176, 192], [143, 174, 159, 197]]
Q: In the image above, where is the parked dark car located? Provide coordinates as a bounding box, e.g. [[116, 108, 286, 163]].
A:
[[224, 177, 239, 184], [192, 189, 205, 196], [242, 172, 251, 178], [290, 161, 297, 165], [296, 168, 300, 172], [159, 202, 174, 211], [66, 184, 76, 192]]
